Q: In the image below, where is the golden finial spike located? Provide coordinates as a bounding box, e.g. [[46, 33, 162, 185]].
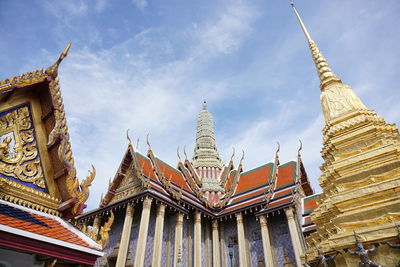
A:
[[290, 3, 341, 90], [290, 3, 312, 43], [46, 42, 71, 79]]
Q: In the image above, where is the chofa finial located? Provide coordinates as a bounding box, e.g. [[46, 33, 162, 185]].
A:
[[126, 129, 132, 145], [46, 42, 71, 79]]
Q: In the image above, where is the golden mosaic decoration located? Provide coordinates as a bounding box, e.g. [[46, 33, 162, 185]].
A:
[[0, 105, 46, 189]]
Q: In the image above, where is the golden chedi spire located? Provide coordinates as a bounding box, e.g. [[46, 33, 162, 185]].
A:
[[291, 3, 367, 123], [291, 3, 400, 266]]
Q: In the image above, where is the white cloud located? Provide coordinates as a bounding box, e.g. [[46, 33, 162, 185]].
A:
[[132, 0, 147, 11], [54, 0, 261, 210]]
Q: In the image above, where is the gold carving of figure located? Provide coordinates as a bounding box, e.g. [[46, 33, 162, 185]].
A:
[[0, 105, 45, 189]]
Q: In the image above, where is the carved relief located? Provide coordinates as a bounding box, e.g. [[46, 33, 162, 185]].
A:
[[0, 104, 47, 190], [321, 84, 366, 121]]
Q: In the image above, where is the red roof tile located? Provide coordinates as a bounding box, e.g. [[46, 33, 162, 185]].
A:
[[0, 201, 101, 252]]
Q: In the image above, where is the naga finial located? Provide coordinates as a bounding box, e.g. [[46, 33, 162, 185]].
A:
[[46, 42, 71, 79], [183, 145, 188, 160], [146, 133, 151, 150], [230, 147, 235, 161], [298, 139, 303, 154], [177, 147, 182, 162], [240, 149, 245, 162], [126, 129, 132, 145]]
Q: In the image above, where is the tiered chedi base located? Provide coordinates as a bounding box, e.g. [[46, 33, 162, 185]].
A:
[[306, 106, 400, 265]]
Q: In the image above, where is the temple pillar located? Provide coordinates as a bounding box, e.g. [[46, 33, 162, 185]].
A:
[[285, 208, 302, 267], [194, 212, 202, 267], [259, 215, 274, 267], [220, 222, 226, 267], [133, 197, 153, 267], [212, 220, 221, 267], [236, 213, 249, 267], [174, 213, 184, 267], [152, 204, 166, 267], [115, 203, 134, 267]]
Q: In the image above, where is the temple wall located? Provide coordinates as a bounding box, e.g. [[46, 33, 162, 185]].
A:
[[143, 206, 156, 266], [244, 214, 264, 266], [222, 218, 239, 267], [161, 210, 171, 267], [269, 213, 296, 267], [182, 215, 189, 266], [201, 218, 206, 267], [94, 209, 124, 267], [128, 205, 141, 262], [168, 213, 176, 267]]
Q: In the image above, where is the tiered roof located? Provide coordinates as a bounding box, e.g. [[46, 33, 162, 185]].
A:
[[83, 139, 314, 220]]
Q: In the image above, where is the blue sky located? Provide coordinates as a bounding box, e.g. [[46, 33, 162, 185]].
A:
[[1, 0, 399, 210]]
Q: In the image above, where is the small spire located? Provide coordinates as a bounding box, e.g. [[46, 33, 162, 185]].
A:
[[290, 3, 341, 90], [202, 100, 207, 110]]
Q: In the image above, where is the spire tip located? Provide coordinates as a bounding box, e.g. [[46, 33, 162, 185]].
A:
[[202, 100, 207, 110]]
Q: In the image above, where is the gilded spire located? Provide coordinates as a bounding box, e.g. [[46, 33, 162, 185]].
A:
[[291, 2, 367, 122], [290, 3, 341, 90]]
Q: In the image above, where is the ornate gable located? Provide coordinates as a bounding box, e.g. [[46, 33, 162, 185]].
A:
[[0, 43, 95, 218]]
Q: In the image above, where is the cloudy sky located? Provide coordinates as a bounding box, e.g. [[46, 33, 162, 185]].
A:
[[1, 0, 399, 210]]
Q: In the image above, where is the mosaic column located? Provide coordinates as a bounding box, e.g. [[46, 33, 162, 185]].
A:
[[116, 203, 134, 267], [236, 213, 249, 267], [194, 212, 202, 267], [152, 203, 166, 267], [212, 220, 221, 267], [174, 213, 184, 267], [285, 208, 302, 267], [220, 222, 226, 267], [259, 215, 274, 267], [134, 197, 153, 267]]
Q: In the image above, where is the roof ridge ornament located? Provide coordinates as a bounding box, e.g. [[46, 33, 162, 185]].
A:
[[126, 129, 132, 145], [46, 42, 71, 79], [290, 3, 341, 90]]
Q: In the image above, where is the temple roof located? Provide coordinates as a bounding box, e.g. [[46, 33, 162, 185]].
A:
[[0, 200, 102, 264], [301, 193, 319, 234], [87, 140, 313, 219]]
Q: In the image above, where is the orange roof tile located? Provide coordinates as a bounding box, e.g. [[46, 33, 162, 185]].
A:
[[276, 162, 296, 189], [235, 163, 273, 194], [0, 201, 101, 252]]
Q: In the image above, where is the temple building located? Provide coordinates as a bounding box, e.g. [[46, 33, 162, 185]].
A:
[[2, 2, 399, 267], [0, 45, 104, 266], [78, 96, 317, 267]]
